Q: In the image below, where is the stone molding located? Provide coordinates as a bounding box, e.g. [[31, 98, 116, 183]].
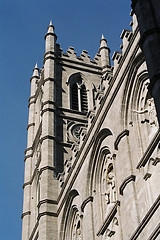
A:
[[23, 165, 56, 189], [29, 221, 39, 240], [37, 211, 58, 221], [129, 195, 160, 240], [81, 196, 93, 212], [41, 107, 55, 116], [143, 173, 152, 181], [28, 95, 36, 101], [21, 211, 31, 219], [27, 123, 35, 130], [23, 181, 30, 189], [59, 56, 102, 71], [42, 100, 55, 108], [97, 201, 120, 236], [59, 61, 102, 75], [24, 153, 33, 162], [39, 166, 57, 176], [59, 113, 88, 123], [44, 32, 57, 40], [114, 129, 129, 150], [32, 123, 42, 149], [40, 135, 55, 143], [37, 199, 57, 209], [147, 222, 160, 240], [58, 106, 87, 115], [137, 129, 160, 169], [43, 50, 56, 58], [43, 56, 56, 63], [43, 77, 55, 84], [24, 146, 33, 154], [28, 100, 36, 108], [30, 75, 40, 83], [119, 175, 136, 195]]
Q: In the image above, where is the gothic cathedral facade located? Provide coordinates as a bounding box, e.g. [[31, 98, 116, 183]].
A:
[[22, 9, 160, 240]]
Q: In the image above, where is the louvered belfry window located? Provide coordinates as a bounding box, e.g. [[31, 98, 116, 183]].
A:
[[70, 74, 88, 113], [80, 84, 88, 112], [71, 83, 79, 111]]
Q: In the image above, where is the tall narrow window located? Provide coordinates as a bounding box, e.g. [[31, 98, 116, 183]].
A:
[[71, 83, 78, 111], [80, 84, 88, 112], [69, 74, 88, 113]]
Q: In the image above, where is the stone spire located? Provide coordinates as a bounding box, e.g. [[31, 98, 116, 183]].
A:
[[32, 63, 39, 77], [44, 20, 57, 52], [30, 63, 39, 96], [99, 34, 111, 73]]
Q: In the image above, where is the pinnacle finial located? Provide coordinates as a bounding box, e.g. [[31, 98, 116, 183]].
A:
[[47, 20, 55, 33], [101, 34, 105, 40], [34, 63, 38, 69], [32, 63, 39, 77], [100, 34, 108, 49]]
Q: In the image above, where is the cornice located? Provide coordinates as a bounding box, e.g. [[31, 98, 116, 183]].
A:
[[58, 56, 101, 70], [58, 61, 102, 75]]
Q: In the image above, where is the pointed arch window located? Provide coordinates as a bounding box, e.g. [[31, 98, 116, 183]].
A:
[[70, 74, 88, 113]]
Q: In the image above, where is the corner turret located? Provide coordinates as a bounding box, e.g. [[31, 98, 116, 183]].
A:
[[30, 63, 39, 97], [99, 34, 111, 74], [44, 20, 57, 53]]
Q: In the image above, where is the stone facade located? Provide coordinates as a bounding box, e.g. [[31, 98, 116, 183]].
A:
[[22, 9, 160, 240]]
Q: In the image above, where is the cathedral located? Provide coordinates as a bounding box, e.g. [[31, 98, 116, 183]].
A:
[[22, 1, 160, 239]]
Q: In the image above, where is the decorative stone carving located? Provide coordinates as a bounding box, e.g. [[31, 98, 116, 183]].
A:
[[102, 154, 117, 215], [105, 169, 116, 205], [71, 212, 82, 240], [133, 98, 157, 127], [67, 121, 85, 143]]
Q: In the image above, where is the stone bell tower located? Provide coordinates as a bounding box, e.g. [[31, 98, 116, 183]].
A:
[[22, 5, 160, 239], [22, 21, 111, 240]]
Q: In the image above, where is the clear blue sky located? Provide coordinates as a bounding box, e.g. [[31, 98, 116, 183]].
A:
[[0, 0, 131, 239]]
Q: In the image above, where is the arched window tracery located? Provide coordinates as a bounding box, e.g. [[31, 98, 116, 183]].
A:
[[69, 73, 88, 113], [70, 211, 82, 240]]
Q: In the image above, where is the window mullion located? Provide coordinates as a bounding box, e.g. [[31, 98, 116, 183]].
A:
[[78, 85, 82, 111]]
